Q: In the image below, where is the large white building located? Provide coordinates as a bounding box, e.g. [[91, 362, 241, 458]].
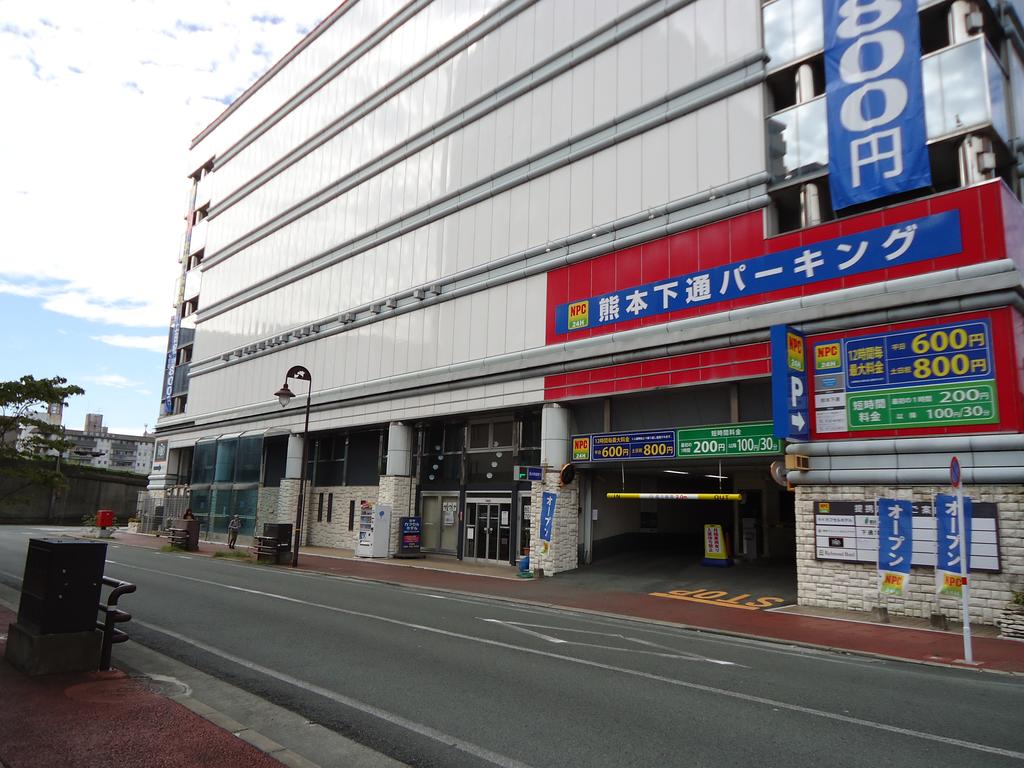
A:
[[147, 0, 1024, 625]]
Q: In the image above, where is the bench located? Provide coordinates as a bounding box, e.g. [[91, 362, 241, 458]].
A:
[[167, 528, 189, 548], [253, 535, 289, 564]]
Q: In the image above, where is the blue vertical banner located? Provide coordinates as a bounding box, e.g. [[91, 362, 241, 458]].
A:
[[771, 325, 809, 440], [163, 315, 181, 415], [540, 491, 556, 543], [935, 493, 973, 597], [876, 498, 912, 595], [824, 0, 931, 209]]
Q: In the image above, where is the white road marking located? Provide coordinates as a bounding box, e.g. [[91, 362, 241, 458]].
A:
[[107, 560, 1024, 761], [483, 618, 566, 643], [481, 619, 739, 664], [135, 619, 536, 768]]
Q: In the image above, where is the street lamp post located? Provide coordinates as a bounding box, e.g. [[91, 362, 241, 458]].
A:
[[274, 365, 312, 568]]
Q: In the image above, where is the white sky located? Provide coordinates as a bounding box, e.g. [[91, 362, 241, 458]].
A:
[[0, 0, 330, 431]]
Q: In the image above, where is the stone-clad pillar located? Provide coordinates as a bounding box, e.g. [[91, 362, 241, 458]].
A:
[[379, 422, 416, 554], [275, 433, 309, 542], [530, 471, 579, 575]]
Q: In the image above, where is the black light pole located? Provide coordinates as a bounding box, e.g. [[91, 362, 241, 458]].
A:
[[274, 365, 312, 568]]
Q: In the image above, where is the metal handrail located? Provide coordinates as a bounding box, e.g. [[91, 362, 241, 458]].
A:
[[97, 576, 136, 671]]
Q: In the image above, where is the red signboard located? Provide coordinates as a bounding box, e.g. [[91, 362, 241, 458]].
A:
[[804, 308, 1022, 439], [544, 181, 1021, 404], [546, 181, 1013, 347]]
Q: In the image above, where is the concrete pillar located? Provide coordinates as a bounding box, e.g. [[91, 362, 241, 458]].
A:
[[541, 403, 571, 469], [277, 433, 309, 540], [285, 434, 304, 479], [386, 422, 414, 476]]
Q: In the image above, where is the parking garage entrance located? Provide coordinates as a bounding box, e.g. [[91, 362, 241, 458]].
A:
[[570, 429, 797, 607]]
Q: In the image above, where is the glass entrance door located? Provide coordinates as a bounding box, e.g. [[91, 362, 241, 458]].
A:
[[465, 498, 511, 563], [518, 496, 531, 558], [421, 494, 459, 554]]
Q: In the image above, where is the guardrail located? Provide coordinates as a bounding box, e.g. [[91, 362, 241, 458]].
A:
[[97, 576, 136, 670]]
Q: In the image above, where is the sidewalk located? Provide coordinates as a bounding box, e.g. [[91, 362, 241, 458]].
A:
[[0, 607, 298, 768], [113, 530, 1024, 674]]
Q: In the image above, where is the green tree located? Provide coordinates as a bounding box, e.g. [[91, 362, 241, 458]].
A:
[[0, 375, 85, 504]]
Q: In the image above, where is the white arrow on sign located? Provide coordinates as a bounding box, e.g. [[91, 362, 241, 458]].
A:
[[791, 411, 806, 432]]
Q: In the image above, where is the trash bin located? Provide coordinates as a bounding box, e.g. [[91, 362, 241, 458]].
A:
[[17, 539, 107, 634], [261, 523, 292, 564], [95, 509, 114, 528]]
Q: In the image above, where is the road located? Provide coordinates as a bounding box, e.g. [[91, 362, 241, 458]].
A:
[[1, 526, 1023, 768]]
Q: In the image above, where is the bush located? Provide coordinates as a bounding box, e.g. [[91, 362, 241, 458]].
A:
[[81, 513, 96, 527], [1012, 589, 1024, 607], [213, 550, 252, 560]]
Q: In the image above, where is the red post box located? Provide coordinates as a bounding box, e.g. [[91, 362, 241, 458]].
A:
[[95, 510, 114, 528]]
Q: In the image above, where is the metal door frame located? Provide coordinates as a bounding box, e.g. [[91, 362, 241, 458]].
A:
[[463, 495, 511, 564], [419, 491, 459, 554]]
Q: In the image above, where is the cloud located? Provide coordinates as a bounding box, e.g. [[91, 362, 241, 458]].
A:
[[175, 20, 212, 34], [83, 374, 144, 389], [92, 334, 168, 353], [0, 0, 326, 331]]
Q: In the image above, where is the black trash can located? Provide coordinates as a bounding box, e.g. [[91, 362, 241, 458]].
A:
[[260, 523, 293, 564], [17, 539, 107, 635]]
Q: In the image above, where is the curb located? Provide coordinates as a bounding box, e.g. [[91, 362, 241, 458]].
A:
[[173, 697, 319, 768]]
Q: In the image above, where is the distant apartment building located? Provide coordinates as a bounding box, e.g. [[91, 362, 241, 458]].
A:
[[21, 411, 155, 476]]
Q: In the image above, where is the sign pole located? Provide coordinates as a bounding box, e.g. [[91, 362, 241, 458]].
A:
[[951, 456, 973, 664], [956, 482, 973, 663]]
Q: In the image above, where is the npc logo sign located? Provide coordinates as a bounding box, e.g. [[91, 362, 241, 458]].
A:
[[567, 300, 589, 330], [824, 0, 931, 209]]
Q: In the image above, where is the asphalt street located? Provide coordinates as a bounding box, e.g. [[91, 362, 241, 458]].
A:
[[1, 526, 1022, 768]]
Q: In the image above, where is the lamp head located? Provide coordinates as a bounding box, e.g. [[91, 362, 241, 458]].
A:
[[274, 382, 294, 408]]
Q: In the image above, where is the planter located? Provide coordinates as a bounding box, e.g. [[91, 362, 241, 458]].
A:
[[997, 602, 1024, 640], [126, 521, 140, 534]]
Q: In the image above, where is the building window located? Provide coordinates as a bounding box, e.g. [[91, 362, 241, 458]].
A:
[[314, 434, 346, 486], [763, 0, 823, 72]]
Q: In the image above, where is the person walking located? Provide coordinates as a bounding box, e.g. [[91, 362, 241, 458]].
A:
[[227, 514, 241, 549]]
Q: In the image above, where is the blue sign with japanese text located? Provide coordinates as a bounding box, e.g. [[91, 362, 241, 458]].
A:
[[824, 0, 931, 209], [771, 325, 809, 440], [588, 430, 676, 462], [936, 493, 972, 572], [842, 320, 993, 390], [163, 315, 181, 415], [555, 211, 961, 335], [877, 498, 912, 573], [540, 491, 556, 542]]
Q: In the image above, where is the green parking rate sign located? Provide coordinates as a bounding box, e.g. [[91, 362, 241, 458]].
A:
[[846, 381, 997, 430], [676, 422, 781, 459]]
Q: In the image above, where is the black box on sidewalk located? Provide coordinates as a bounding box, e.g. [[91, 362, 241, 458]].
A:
[[17, 538, 107, 635]]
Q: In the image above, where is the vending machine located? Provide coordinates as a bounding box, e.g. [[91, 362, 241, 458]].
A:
[[356, 503, 392, 558]]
